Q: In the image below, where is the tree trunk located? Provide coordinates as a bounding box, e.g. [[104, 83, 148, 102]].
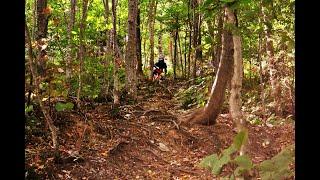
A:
[[187, 0, 192, 78], [206, 19, 215, 65], [76, 0, 89, 107], [173, 29, 178, 79], [261, 1, 282, 116], [257, 34, 266, 120], [112, 0, 120, 105], [158, 24, 163, 55], [192, 0, 199, 79], [185, 8, 234, 125], [184, 29, 187, 78], [36, 0, 50, 77], [226, 8, 245, 132], [136, 6, 143, 77], [66, 0, 77, 84], [178, 31, 184, 78], [102, 0, 112, 98], [169, 34, 173, 71], [26, 23, 58, 149], [125, 0, 138, 100], [148, 0, 156, 79], [214, 13, 223, 74]]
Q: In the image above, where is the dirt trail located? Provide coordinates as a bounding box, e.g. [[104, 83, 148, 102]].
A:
[[25, 79, 294, 179]]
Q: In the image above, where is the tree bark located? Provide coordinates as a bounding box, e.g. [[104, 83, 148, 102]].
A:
[[36, 0, 50, 77], [158, 24, 163, 56], [226, 8, 245, 132], [136, 6, 143, 77], [173, 29, 178, 79], [187, 0, 192, 78], [66, 0, 77, 83], [26, 23, 58, 149], [192, 0, 199, 79], [261, 0, 282, 116], [214, 13, 223, 74], [125, 0, 138, 100], [112, 0, 120, 105], [185, 8, 234, 125], [178, 31, 184, 78], [148, 0, 156, 79], [102, 0, 111, 98], [76, 0, 89, 107]]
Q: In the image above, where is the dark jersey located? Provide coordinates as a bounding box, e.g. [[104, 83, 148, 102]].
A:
[[154, 59, 167, 73]]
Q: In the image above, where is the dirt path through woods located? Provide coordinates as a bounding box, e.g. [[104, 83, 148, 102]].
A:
[[25, 79, 294, 179]]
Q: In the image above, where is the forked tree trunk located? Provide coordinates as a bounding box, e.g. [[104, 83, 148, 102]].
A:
[[185, 8, 234, 125], [26, 23, 58, 149], [148, 0, 156, 79], [112, 0, 120, 105], [76, 0, 89, 107], [125, 0, 138, 100]]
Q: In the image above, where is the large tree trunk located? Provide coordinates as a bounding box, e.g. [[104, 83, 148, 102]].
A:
[[66, 0, 77, 84], [136, 6, 143, 77], [148, 0, 156, 79], [261, 1, 282, 116], [185, 8, 234, 125], [226, 8, 245, 132], [214, 13, 223, 74], [26, 23, 58, 149], [76, 0, 89, 107], [125, 0, 138, 100], [112, 0, 120, 105]]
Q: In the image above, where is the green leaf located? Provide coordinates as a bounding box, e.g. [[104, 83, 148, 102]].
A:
[[234, 154, 253, 169], [233, 154, 253, 176], [55, 102, 74, 112], [199, 154, 219, 169], [71, 31, 77, 35], [25, 105, 34, 113], [258, 145, 295, 180], [233, 129, 248, 150]]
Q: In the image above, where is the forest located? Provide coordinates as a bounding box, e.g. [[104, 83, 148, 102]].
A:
[[25, 0, 295, 179]]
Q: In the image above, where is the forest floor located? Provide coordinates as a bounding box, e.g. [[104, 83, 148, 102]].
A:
[[25, 79, 295, 179]]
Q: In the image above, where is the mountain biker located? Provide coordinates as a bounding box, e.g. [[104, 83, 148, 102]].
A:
[[153, 54, 167, 81]]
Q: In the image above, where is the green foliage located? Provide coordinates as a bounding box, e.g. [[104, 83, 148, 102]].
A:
[[199, 129, 248, 175], [232, 129, 248, 150], [258, 145, 295, 180], [25, 104, 34, 114], [233, 154, 253, 176], [55, 102, 74, 112], [199, 130, 294, 179], [174, 77, 209, 109]]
